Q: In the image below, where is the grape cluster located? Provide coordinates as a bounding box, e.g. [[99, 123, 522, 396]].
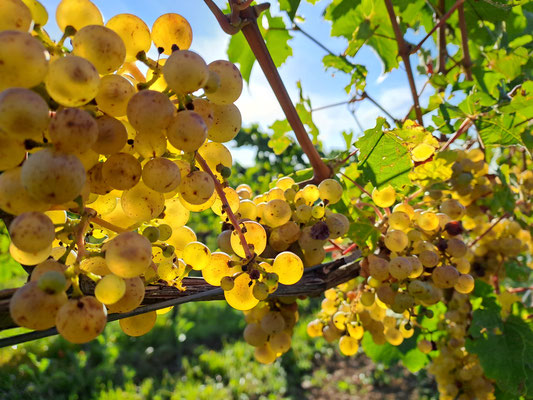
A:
[[2, 0, 352, 346], [428, 292, 495, 400]]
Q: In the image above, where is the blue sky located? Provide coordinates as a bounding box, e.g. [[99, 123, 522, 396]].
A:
[[40, 0, 439, 164]]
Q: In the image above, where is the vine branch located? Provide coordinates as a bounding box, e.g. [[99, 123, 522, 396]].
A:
[[0, 253, 361, 346], [410, 0, 464, 55], [384, 0, 424, 126], [195, 153, 253, 260], [457, 3, 473, 80], [204, 0, 332, 183]]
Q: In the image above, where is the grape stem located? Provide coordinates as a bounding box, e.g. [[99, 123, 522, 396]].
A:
[[457, 3, 473, 80], [88, 214, 127, 234], [440, 117, 474, 151], [356, 202, 384, 220], [340, 172, 371, 197], [409, 0, 465, 55], [195, 153, 254, 260], [469, 213, 509, 248]]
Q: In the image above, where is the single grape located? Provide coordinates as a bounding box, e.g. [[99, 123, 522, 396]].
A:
[[230, 221, 267, 258], [372, 185, 396, 208], [268, 251, 303, 285], [446, 238, 467, 258], [127, 90, 175, 133], [388, 256, 412, 280], [205, 60, 243, 105], [417, 339, 433, 354], [162, 49, 208, 94], [141, 158, 182, 195], [9, 211, 55, 253], [384, 229, 409, 252], [0, 0, 32, 32], [224, 272, 259, 311], [10, 281, 67, 330], [133, 130, 167, 158], [166, 225, 196, 253], [106, 13, 151, 62], [325, 213, 350, 239], [56, 296, 107, 343], [318, 179, 343, 204], [269, 331, 292, 354], [49, 108, 98, 153], [262, 199, 292, 228], [142, 226, 160, 243], [167, 110, 207, 153], [260, 311, 286, 335], [151, 13, 192, 54], [101, 152, 141, 190], [105, 231, 152, 278], [45, 55, 100, 107], [432, 265, 460, 289], [179, 170, 215, 205], [207, 103, 241, 143], [0, 31, 48, 91], [254, 343, 277, 364], [94, 274, 126, 305], [157, 197, 190, 229], [368, 255, 390, 281], [388, 211, 411, 231], [454, 274, 475, 293], [56, 0, 102, 31], [72, 25, 126, 74], [21, 148, 86, 204], [92, 116, 128, 155], [0, 87, 49, 141], [183, 241, 211, 271], [121, 181, 165, 222], [416, 211, 440, 231], [119, 310, 157, 336], [339, 335, 359, 356], [244, 322, 268, 347], [252, 281, 269, 301], [20, 0, 48, 26], [95, 74, 135, 117], [80, 256, 111, 276]]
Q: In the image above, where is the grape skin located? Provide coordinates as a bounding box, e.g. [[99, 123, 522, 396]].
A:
[[0, 87, 50, 141], [121, 182, 165, 222], [10, 281, 67, 330], [55, 0, 103, 31], [21, 148, 86, 204], [56, 296, 107, 344], [72, 25, 126, 74], [45, 55, 100, 107], [92, 116, 128, 155], [49, 108, 98, 153], [105, 231, 152, 278], [179, 170, 215, 206], [126, 90, 175, 132], [102, 152, 141, 190], [208, 103, 242, 143], [230, 221, 267, 258], [9, 211, 55, 253], [95, 274, 126, 305], [0, 31, 48, 91], [104, 278, 144, 316], [151, 13, 192, 54], [106, 13, 151, 63], [205, 60, 243, 105], [142, 157, 181, 193], [0, 0, 32, 32], [224, 272, 259, 311], [95, 74, 135, 117], [119, 311, 157, 336], [162, 50, 208, 93], [166, 110, 207, 153]]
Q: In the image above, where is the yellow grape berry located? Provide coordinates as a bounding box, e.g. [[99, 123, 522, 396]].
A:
[[230, 221, 267, 258], [372, 185, 396, 208], [151, 13, 192, 54], [183, 241, 211, 271], [55, 296, 107, 343], [119, 311, 157, 337], [94, 274, 126, 305]]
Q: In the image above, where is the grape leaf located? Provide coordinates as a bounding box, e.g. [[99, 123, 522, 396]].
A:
[[227, 32, 255, 82], [355, 118, 412, 189], [279, 0, 301, 20], [467, 315, 533, 398], [401, 348, 429, 373], [267, 119, 293, 155]]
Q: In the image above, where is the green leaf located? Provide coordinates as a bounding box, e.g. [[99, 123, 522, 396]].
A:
[[477, 114, 525, 147], [401, 348, 429, 373], [227, 32, 255, 82], [356, 118, 412, 189], [467, 316, 533, 398], [267, 119, 292, 155], [348, 221, 380, 249], [361, 332, 402, 365], [279, 0, 301, 20]]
